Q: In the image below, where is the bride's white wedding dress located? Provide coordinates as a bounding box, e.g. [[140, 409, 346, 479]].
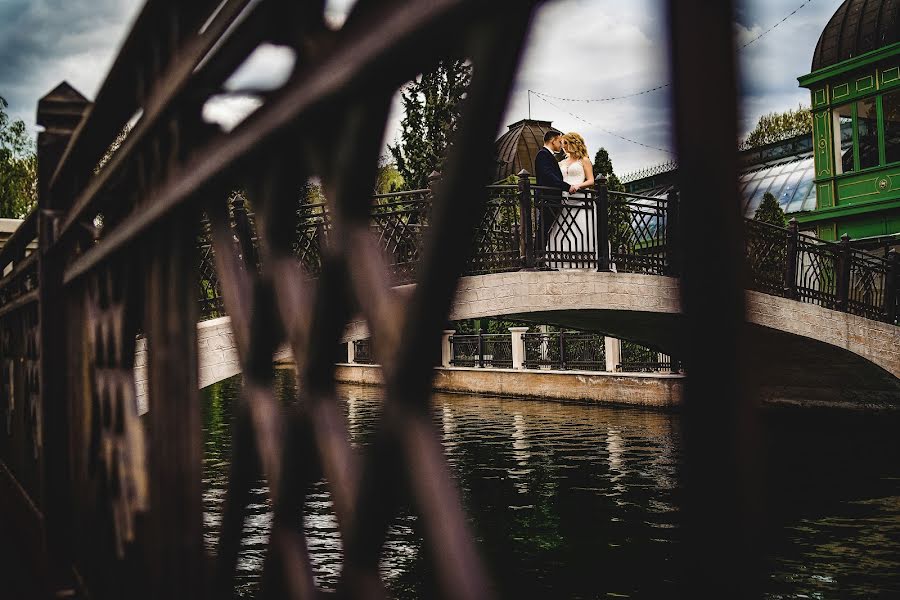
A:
[[546, 160, 592, 269]]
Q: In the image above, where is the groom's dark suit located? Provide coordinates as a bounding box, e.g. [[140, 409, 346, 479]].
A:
[[534, 146, 569, 248]]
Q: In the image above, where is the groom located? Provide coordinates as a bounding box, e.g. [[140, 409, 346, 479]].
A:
[[534, 129, 577, 247]]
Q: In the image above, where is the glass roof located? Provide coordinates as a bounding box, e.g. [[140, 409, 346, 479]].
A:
[[635, 155, 818, 217], [739, 156, 817, 216]]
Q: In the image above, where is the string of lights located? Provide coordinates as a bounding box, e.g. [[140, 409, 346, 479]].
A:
[[531, 91, 673, 154], [530, 0, 818, 103]]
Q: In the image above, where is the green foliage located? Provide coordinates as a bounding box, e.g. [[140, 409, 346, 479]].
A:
[[744, 104, 812, 149], [388, 59, 472, 191], [375, 160, 404, 194], [0, 97, 37, 218], [753, 192, 787, 228], [593, 147, 632, 251], [592, 147, 624, 193]]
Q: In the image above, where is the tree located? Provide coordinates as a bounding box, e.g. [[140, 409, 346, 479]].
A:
[[753, 192, 787, 228], [388, 59, 472, 190], [592, 147, 624, 193], [744, 104, 812, 149], [374, 158, 404, 194], [0, 97, 37, 218], [592, 147, 632, 252]]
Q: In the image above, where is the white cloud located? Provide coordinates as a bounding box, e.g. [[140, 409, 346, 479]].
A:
[[0, 0, 846, 175]]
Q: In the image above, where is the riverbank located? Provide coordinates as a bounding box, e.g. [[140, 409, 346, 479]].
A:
[[306, 362, 683, 409]]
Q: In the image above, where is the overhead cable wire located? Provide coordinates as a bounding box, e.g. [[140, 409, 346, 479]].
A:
[[531, 91, 672, 155], [530, 0, 818, 103]]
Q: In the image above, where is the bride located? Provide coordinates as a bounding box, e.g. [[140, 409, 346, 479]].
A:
[[546, 132, 595, 268]]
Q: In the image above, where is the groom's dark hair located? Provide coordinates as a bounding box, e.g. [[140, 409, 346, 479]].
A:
[[543, 129, 563, 143]]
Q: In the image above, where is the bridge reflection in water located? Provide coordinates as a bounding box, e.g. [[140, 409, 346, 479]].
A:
[[203, 371, 900, 599]]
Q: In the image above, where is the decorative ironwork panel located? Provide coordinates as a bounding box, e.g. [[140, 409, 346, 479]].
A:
[[468, 186, 522, 274], [795, 236, 839, 309], [848, 249, 887, 320], [352, 339, 373, 365], [744, 220, 789, 296], [535, 188, 598, 269], [609, 191, 669, 275], [523, 331, 605, 371]]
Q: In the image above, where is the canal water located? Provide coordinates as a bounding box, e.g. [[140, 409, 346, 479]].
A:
[[202, 369, 900, 598]]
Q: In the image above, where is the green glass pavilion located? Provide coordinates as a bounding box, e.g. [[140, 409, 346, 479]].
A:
[[799, 0, 900, 243]]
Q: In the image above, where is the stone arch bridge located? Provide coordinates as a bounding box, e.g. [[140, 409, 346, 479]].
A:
[[192, 269, 900, 408]]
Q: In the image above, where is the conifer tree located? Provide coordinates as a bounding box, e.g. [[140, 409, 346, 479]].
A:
[[753, 192, 787, 228], [389, 59, 472, 190]]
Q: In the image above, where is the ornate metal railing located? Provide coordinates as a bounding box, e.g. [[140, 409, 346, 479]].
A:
[[449, 332, 513, 368], [744, 219, 899, 324], [619, 340, 677, 373], [352, 338, 373, 365], [201, 185, 897, 326], [522, 331, 606, 371]]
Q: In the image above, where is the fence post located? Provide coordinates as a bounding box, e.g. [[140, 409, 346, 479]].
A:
[[785, 218, 799, 300], [885, 249, 898, 324], [36, 83, 90, 581], [441, 329, 455, 368], [837, 233, 852, 312], [517, 170, 535, 269], [666, 189, 680, 276], [231, 193, 257, 270], [558, 330, 567, 370], [509, 327, 528, 370], [477, 329, 484, 368], [595, 176, 610, 272]]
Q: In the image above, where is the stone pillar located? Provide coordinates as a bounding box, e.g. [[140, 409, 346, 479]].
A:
[[509, 327, 529, 370], [441, 330, 455, 368], [604, 336, 621, 372], [347, 340, 356, 364]]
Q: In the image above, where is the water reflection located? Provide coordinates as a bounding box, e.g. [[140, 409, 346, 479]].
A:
[[202, 370, 900, 599]]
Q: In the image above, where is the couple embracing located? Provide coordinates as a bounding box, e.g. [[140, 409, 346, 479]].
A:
[[534, 129, 596, 269]]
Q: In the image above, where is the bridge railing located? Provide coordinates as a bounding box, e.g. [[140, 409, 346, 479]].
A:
[[200, 183, 898, 325], [745, 218, 899, 324]]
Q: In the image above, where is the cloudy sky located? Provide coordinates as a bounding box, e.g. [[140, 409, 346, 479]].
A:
[[0, 0, 844, 175]]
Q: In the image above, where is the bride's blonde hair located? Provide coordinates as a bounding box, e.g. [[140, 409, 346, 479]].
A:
[[562, 132, 588, 159]]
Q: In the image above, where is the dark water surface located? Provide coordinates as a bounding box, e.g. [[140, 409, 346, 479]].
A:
[[202, 370, 900, 599]]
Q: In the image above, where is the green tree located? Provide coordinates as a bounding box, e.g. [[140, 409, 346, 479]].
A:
[[753, 192, 787, 228], [592, 147, 632, 252], [0, 97, 37, 218], [592, 147, 624, 193], [744, 104, 812, 149], [375, 158, 404, 194], [388, 59, 472, 190]]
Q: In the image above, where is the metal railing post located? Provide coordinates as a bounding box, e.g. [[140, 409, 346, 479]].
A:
[[517, 170, 535, 269], [558, 330, 566, 370], [477, 329, 485, 368], [884, 249, 899, 324], [666, 189, 680, 276], [785, 218, 799, 300], [837, 233, 852, 312], [230, 194, 257, 270], [595, 176, 610, 272]]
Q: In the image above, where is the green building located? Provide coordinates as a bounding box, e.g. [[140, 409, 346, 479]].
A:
[[798, 0, 900, 243], [625, 0, 900, 253]]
